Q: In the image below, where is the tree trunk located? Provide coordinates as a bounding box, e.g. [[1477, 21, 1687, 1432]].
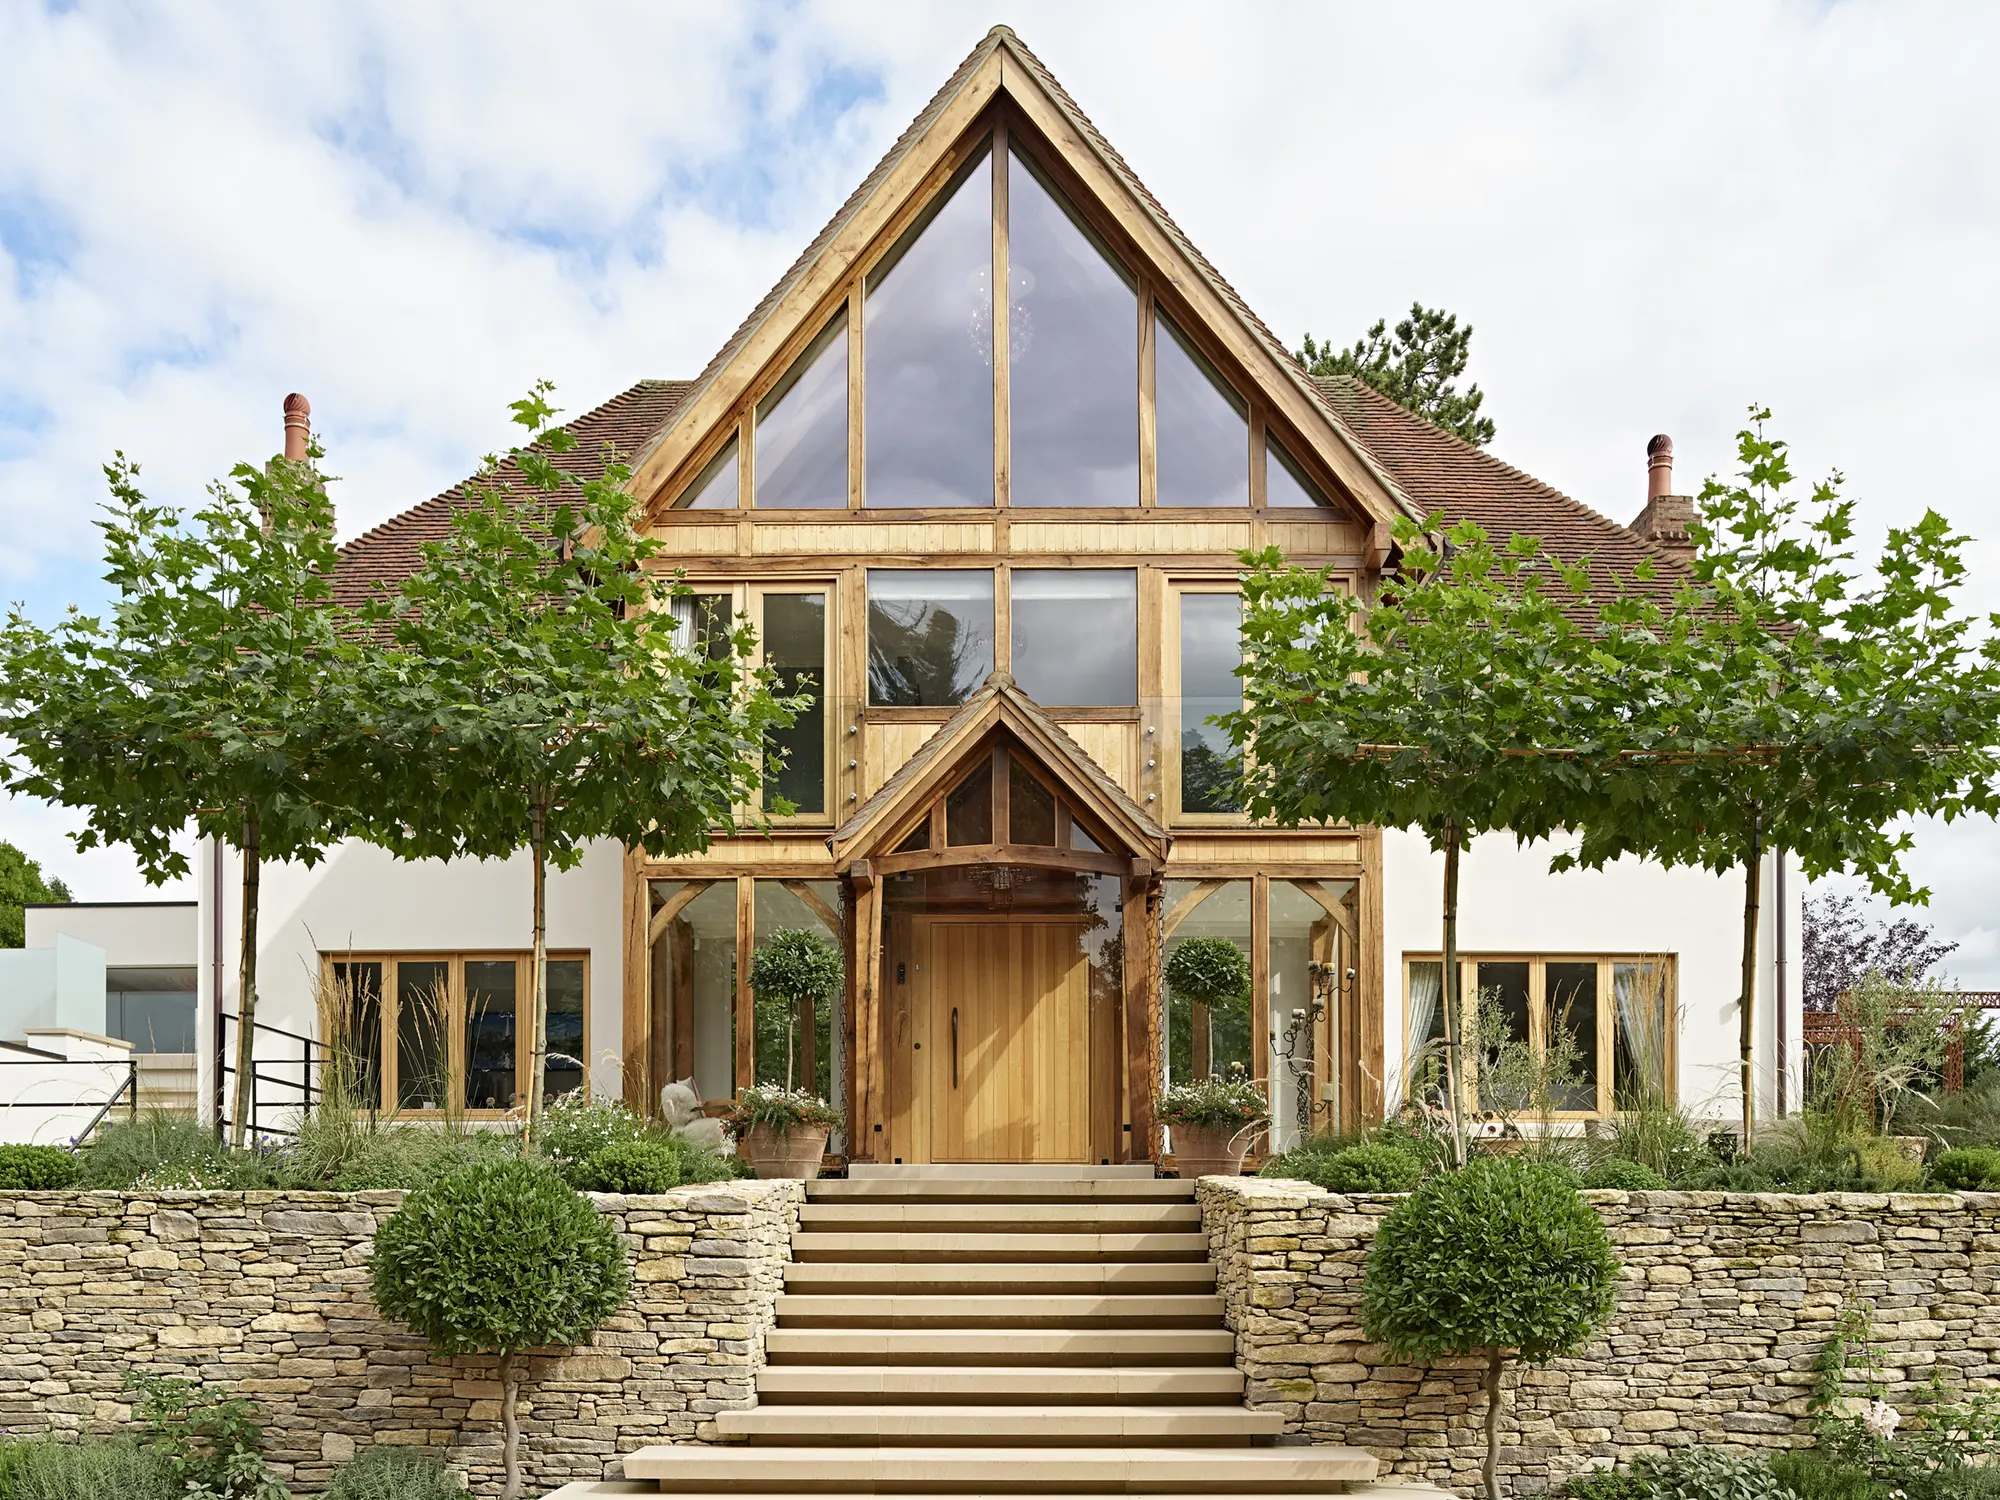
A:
[[1482, 1346, 1505, 1500], [228, 807, 260, 1149], [1738, 817, 1763, 1151], [524, 794, 550, 1149], [499, 1351, 522, 1500], [1440, 820, 1468, 1168]]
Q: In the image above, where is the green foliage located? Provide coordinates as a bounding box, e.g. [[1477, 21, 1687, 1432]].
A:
[[0, 1436, 174, 1499], [535, 1092, 649, 1180], [1554, 1466, 1652, 1500], [362, 384, 802, 1140], [0, 1144, 80, 1190], [0, 840, 71, 948], [1583, 1158, 1670, 1191], [1929, 1145, 2000, 1190], [313, 1124, 518, 1192], [749, 928, 843, 1092], [1164, 937, 1251, 1013], [1293, 1143, 1423, 1194], [1297, 304, 1496, 446], [1362, 1156, 1618, 1365], [1622, 1448, 1800, 1499], [126, 1372, 288, 1500], [370, 1156, 629, 1359], [1601, 1101, 1712, 1186], [1901, 1073, 2000, 1151], [574, 1139, 682, 1195], [78, 1111, 224, 1190], [1810, 972, 1969, 1133], [725, 1084, 843, 1137], [1767, 1451, 1879, 1500], [1156, 1073, 1268, 1130], [1690, 1113, 1920, 1194], [322, 1446, 462, 1500]]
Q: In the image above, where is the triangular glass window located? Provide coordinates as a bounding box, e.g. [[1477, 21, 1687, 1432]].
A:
[[1008, 753, 1058, 846], [756, 310, 848, 509], [680, 437, 738, 510], [893, 819, 929, 855], [865, 146, 994, 509], [1007, 149, 1137, 508], [1069, 819, 1102, 853], [1154, 311, 1248, 507], [945, 757, 994, 845], [1266, 436, 1329, 509]]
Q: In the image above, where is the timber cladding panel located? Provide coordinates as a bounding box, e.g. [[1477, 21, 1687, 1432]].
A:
[[1198, 1176, 2000, 1495], [0, 1183, 803, 1494]]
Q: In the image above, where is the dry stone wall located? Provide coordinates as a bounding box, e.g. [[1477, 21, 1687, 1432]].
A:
[[0, 1180, 802, 1497], [1199, 1175, 2000, 1497]]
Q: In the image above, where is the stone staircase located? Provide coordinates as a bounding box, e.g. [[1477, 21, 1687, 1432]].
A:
[[547, 1166, 1446, 1499]]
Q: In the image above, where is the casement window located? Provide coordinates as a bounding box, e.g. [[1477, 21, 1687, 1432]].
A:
[[324, 952, 588, 1116], [1169, 585, 1245, 818], [1009, 568, 1137, 708], [866, 569, 995, 707], [1402, 954, 1677, 1118]]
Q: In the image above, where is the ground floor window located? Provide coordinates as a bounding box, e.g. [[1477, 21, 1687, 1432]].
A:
[[322, 952, 588, 1116], [105, 966, 198, 1053], [1402, 953, 1675, 1119]]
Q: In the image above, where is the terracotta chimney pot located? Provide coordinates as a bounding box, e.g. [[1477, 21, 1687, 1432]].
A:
[[1630, 433, 1695, 566], [1646, 432, 1673, 502], [283, 393, 311, 462]]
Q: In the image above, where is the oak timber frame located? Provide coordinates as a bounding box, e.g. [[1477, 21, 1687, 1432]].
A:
[[616, 30, 1392, 1163]]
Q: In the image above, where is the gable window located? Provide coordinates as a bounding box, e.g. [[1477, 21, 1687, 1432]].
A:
[[755, 310, 848, 509], [682, 437, 739, 510], [1155, 312, 1249, 508], [1010, 568, 1136, 707], [762, 591, 828, 817], [1176, 589, 1244, 815], [867, 569, 994, 706], [1266, 436, 1329, 508], [1007, 148, 1138, 508], [864, 147, 995, 509]]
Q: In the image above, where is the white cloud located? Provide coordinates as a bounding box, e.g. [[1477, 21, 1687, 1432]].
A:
[[3, 0, 1998, 972]]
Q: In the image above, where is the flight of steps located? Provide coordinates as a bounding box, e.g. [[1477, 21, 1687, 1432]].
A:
[[546, 1166, 1448, 1499]]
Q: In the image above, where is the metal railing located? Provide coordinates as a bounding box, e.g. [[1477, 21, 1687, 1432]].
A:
[[216, 1015, 326, 1140], [0, 1054, 139, 1144]]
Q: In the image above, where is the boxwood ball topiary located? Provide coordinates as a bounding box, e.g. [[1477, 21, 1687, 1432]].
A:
[[1364, 1157, 1619, 1500], [370, 1156, 629, 1500], [580, 1138, 682, 1195], [1316, 1143, 1423, 1195], [1164, 936, 1252, 1014], [0, 1143, 81, 1190]]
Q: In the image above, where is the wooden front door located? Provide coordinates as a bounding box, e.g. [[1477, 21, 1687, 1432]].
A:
[[924, 917, 1092, 1163]]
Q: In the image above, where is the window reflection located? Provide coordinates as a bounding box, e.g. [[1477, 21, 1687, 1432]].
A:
[[681, 438, 739, 510], [1179, 592, 1243, 813], [756, 313, 848, 509], [946, 758, 993, 845], [1007, 150, 1137, 508], [1009, 755, 1057, 845], [1155, 313, 1247, 507], [464, 960, 517, 1110], [1011, 569, 1136, 707], [1266, 437, 1327, 508], [867, 569, 994, 706], [865, 149, 994, 509], [764, 593, 826, 815]]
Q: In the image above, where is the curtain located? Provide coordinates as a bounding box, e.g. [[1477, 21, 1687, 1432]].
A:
[[1406, 962, 1443, 1062], [1614, 962, 1669, 1107]]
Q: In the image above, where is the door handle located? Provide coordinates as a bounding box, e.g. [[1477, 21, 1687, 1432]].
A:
[[951, 1007, 959, 1090]]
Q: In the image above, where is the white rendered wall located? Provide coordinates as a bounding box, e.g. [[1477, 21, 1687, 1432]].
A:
[[24, 902, 197, 968], [196, 836, 627, 1127], [1381, 828, 1805, 1130]]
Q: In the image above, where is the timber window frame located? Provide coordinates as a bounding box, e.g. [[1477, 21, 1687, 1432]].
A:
[[657, 108, 1348, 520], [1401, 952, 1679, 1120], [320, 951, 592, 1118], [1165, 580, 1248, 825]]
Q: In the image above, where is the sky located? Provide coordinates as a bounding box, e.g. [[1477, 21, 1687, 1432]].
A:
[[2, 1, 1998, 978]]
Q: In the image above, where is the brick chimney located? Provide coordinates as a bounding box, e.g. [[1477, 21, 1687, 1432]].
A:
[[1628, 433, 1696, 565], [282, 393, 311, 462]]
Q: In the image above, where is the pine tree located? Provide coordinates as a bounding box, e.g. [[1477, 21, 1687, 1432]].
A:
[[1299, 303, 1496, 447]]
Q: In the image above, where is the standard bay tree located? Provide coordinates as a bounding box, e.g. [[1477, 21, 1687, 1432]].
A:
[[362, 384, 800, 1142]]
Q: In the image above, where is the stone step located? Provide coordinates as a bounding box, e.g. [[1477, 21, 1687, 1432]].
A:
[[809, 1178, 1196, 1204], [715, 1405, 1286, 1444], [800, 1203, 1203, 1233], [775, 1293, 1226, 1328], [783, 1262, 1216, 1295], [764, 1327, 1239, 1366], [793, 1232, 1209, 1264], [754, 1365, 1245, 1404], [622, 1443, 1375, 1488]]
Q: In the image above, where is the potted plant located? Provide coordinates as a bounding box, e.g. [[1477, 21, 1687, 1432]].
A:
[[1165, 936, 1252, 1080], [1160, 1070, 1268, 1179], [749, 927, 844, 1094], [727, 1084, 843, 1179]]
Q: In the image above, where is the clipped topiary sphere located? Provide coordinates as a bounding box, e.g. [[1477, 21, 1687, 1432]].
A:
[[1312, 1143, 1423, 1195], [1363, 1157, 1619, 1364], [1583, 1159, 1670, 1192], [0, 1143, 81, 1190], [370, 1156, 630, 1357], [580, 1139, 683, 1195], [1164, 937, 1251, 1014], [1931, 1145, 2000, 1192]]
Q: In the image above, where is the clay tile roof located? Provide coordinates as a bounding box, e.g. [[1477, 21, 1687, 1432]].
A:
[[332, 379, 691, 606], [1315, 374, 1694, 601]]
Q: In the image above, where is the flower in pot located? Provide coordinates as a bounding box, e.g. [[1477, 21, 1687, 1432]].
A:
[[727, 1084, 844, 1180], [1160, 1071, 1268, 1180]]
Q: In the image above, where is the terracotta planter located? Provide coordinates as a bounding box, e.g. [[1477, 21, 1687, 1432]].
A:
[[1170, 1121, 1254, 1180], [739, 1122, 829, 1180]]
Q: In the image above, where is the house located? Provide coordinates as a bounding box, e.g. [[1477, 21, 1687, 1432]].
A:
[[197, 27, 1803, 1158]]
